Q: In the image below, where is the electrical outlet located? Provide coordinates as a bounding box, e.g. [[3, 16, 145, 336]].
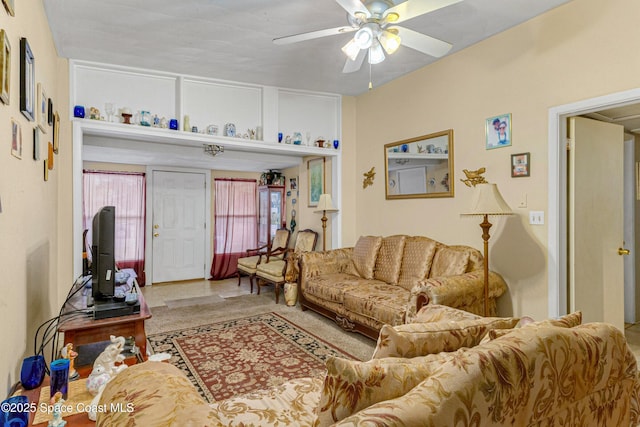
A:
[[529, 211, 544, 225]]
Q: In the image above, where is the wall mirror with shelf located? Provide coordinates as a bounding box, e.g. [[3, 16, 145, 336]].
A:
[[384, 129, 454, 199]]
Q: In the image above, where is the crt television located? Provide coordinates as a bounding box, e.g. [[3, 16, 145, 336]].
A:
[[91, 206, 116, 300]]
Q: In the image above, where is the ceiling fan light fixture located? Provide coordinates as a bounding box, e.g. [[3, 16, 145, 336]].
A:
[[341, 38, 361, 61], [379, 29, 401, 55], [368, 40, 385, 64], [383, 12, 400, 23], [354, 25, 374, 49]]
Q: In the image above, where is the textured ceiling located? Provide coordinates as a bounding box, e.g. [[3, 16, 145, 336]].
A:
[[43, 0, 572, 96]]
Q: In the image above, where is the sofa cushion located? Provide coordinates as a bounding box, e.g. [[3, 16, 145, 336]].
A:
[[342, 283, 409, 326], [371, 317, 519, 359], [373, 235, 406, 285], [317, 353, 451, 426], [97, 361, 212, 426], [429, 247, 470, 278], [304, 273, 380, 304], [208, 376, 324, 427], [479, 312, 583, 344], [352, 236, 383, 279], [414, 304, 482, 323], [397, 236, 438, 291]]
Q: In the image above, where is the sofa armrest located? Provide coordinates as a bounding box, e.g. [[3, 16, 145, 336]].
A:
[[299, 248, 355, 282], [405, 270, 508, 321]]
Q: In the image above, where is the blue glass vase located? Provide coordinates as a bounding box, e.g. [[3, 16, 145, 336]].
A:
[[19, 355, 46, 390], [73, 105, 85, 118], [50, 359, 70, 400], [1, 395, 29, 426], [333, 139, 339, 149]]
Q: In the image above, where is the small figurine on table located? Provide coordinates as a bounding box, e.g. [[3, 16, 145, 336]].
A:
[[61, 343, 79, 380], [48, 391, 67, 427]]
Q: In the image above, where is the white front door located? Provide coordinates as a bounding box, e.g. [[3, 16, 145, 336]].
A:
[[568, 116, 625, 330], [152, 170, 206, 283]]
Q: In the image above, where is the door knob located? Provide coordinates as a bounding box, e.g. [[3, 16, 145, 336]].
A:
[[153, 233, 160, 237], [154, 224, 160, 229], [618, 248, 630, 255]]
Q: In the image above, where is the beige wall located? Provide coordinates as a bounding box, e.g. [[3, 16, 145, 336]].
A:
[[0, 2, 70, 394], [349, 0, 640, 319]]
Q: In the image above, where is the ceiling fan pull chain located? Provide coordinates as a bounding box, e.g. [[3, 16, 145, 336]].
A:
[[368, 60, 373, 90]]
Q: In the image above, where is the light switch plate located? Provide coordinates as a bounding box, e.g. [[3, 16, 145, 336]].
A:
[[529, 211, 544, 225]]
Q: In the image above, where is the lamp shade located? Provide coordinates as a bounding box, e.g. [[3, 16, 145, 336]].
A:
[[462, 183, 512, 216], [315, 194, 338, 213]]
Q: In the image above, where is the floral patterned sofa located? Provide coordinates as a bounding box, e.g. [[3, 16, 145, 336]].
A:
[[96, 307, 640, 426], [296, 235, 508, 339]]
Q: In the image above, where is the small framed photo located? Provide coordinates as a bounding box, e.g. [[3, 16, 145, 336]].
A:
[[33, 127, 41, 160], [47, 98, 53, 125], [307, 157, 325, 207], [290, 177, 297, 190], [47, 141, 54, 170], [37, 83, 47, 132], [11, 118, 22, 159], [20, 38, 35, 121], [2, 0, 14, 16], [0, 29, 10, 105], [53, 111, 60, 153], [486, 113, 512, 149], [511, 152, 530, 177]]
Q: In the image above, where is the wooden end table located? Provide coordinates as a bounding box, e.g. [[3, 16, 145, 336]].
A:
[[57, 288, 152, 377]]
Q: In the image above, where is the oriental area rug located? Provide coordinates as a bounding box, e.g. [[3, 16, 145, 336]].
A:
[[147, 312, 357, 402]]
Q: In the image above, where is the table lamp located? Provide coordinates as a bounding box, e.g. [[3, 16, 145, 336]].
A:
[[315, 194, 338, 251], [462, 183, 512, 316]]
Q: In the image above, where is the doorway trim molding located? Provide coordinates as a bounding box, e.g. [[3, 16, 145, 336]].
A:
[[548, 87, 640, 318]]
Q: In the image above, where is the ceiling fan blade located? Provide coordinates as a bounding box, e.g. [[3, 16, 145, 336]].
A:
[[273, 26, 356, 45], [335, 0, 371, 18], [394, 26, 452, 57], [385, 0, 462, 24], [342, 49, 367, 73]]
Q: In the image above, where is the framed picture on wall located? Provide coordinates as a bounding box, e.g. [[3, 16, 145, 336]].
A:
[[2, 0, 14, 16], [11, 118, 21, 159], [0, 29, 10, 105], [485, 113, 512, 149], [511, 152, 530, 177], [37, 83, 47, 132], [20, 38, 35, 121], [33, 126, 41, 160], [307, 157, 325, 207], [53, 111, 60, 153]]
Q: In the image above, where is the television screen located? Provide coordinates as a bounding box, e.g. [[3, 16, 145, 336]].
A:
[[91, 206, 115, 300]]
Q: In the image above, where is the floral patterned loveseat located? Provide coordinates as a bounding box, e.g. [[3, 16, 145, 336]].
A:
[[96, 307, 640, 426], [296, 235, 508, 339]]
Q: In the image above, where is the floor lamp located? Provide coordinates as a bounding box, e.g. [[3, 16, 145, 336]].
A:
[[462, 183, 512, 316], [315, 194, 338, 252]]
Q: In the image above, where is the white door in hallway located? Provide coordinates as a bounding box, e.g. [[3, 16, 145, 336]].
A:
[[152, 170, 206, 283], [568, 116, 625, 331]]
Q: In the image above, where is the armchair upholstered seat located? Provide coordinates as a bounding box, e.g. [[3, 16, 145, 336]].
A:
[[236, 228, 290, 293], [256, 229, 318, 303]]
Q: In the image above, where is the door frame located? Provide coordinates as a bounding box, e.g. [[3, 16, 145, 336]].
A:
[[548, 87, 640, 317], [146, 166, 211, 285]]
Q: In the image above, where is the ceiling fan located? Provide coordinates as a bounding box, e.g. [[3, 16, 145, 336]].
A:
[[273, 0, 462, 73]]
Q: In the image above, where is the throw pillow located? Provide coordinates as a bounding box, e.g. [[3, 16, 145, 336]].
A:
[[352, 236, 382, 279], [396, 237, 438, 291], [414, 304, 482, 323], [373, 235, 406, 285], [372, 317, 519, 359], [316, 353, 450, 426], [429, 247, 470, 278]]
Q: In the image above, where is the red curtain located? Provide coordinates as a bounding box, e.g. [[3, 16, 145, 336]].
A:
[[211, 178, 257, 279], [83, 170, 147, 285]]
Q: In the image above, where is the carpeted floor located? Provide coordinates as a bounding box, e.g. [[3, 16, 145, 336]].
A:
[[148, 311, 359, 402], [145, 291, 376, 362]]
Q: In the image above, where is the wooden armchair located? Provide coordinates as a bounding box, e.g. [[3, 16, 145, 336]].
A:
[[236, 228, 290, 293], [255, 229, 318, 303]]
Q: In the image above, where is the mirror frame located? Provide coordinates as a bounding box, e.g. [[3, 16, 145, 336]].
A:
[[384, 129, 454, 199]]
